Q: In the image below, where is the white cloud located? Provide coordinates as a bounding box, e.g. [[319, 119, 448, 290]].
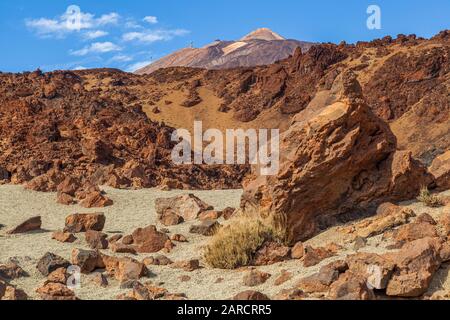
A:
[[126, 60, 153, 72], [70, 42, 122, 56], [26, 7, 120, 38], [97, 13, 120, 26], [73, 66, 87, 70], [123, 29, 189, 43], [109, 54, 133, 62], [83, 30, 108, 40], [143, 16, 158, 24]]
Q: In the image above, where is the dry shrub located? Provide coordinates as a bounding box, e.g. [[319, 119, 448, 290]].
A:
[[203, 212, 286, 269], [417, 187, 444, 208]]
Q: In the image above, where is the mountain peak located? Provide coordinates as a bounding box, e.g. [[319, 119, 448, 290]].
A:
[[240, 28, 285, 41]]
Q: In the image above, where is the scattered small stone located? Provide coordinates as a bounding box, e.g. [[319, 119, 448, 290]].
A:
[[0, 262, 28, 280], [253, 242, 291, 266], [171, 234, 188, 242], [198, 210, 222, 221], [243, 269, 271, 287], [215, 277, 224, 284], [142, 255, 173, 266], [303, 245, 336, 267], [52, 231, 77, 243], [85, 230, 108, 249], [7, 216, 41, 234], [37, 252, 71, 276], [64, 213, 106, 233], [189, 220, 221, 236], [274, 270, 293, 286], [89, 272, 108, 287], [71, 248, 103, 274], [232, 290, 270, 300], [222, 207, 236, 220], [291, 242, 304, 259], [122, 235, 134, 245], [353, 236, 367, 251], [110, 242, 137, 254], [160, 211, 184, 226], [108, 234, 122, 243], [36, 282, 78, 300], [46, 268, 68, 285], [179, 275, 191, 282], [2, 286, 28, 300], [131, 225, 169, 253], [171, 259, 200, 272]]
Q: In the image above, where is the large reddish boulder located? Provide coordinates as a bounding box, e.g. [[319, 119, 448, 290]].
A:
[[131, 225, 169, 253], [36, 283, 78, 300], [100, 254, 147, 282], [241, 71, 433, 242]]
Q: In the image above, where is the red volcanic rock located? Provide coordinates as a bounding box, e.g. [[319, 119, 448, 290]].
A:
[[36, 252, 71, 276], [0, 262, 28, 281], [71, 249, 104, 274], [100, 254, 147, 282], [131, 225, 169, 253], [79, 190, 113, 208], [252, 242, 291, 266], [385, 237, 442, 297], [52, 231, 76, 243], [232, 290, 270, 301], [36, 283, 78, 300], [85, 230, 109, 249], [429, 151, 450, 191], [241, 71, 433, 242], [64, 213, 105, 233], [243, 269, 271, 287], [155, 194, 213, 222], [7, 216, 41, 234]]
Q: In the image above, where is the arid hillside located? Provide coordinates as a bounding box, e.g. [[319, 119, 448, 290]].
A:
[[0, 31, 448, 196]]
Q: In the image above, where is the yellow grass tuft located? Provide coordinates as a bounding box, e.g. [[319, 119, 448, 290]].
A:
[[417, 187, 444, 208], [203, 211, 286, 269]]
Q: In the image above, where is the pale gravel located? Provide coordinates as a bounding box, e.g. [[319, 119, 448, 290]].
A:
[[1, 185, 449, 300]]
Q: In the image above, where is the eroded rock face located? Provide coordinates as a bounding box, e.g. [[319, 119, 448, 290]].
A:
[[385, 237, 442, 297], [429, 151, 450, 191], [241, 72, 433, 242]]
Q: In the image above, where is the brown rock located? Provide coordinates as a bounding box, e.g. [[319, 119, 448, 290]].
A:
[[89, 272, 108, 287], [297, 260, 348, 293], [108, 234, 123, 243], [131, 225, 169, 253], [274, 270, 293, 286], [64, 213, 106, 233], [171, 234, 188, 242], [253, 241, 291, 266], [57, 192, 75, 205], [198, 210, 222, 221], [85, 230, 108, 249], [179, 275, 191, 282], [346, 253, 394, 290], [232, 290, 270, 300], [2, 286, 28, 300], [303, 245, 336, 267], [416, 213, 437, 225], [101, 254, 147, 282], [7, 216, 41, 234], [47, 268, 68, 284], [385, 237, 442, 297], [79, 191, 113, 208], [36, 283, 78, 300], [155, 194, 213, 221], [130, 282, 168, 300], [143, 255, 173, 266], [290, 242, 304, 259], [52, 231, 76, 243], [439, 210, 450, 236], [71, 249, 103, 274], [159, 211, 184, 226], [243, 269, 271, 287], [171, 259, 200, 272], [189, 220, 221, 236], [122, 235, 134, 245], [0, 280, 6, 299], [240, 72, 433, 242], [328, 271, 375, 300], [110, 243, 137, 254], [36, 252, 71, 276], [0, 262, 28, 281], [429, 151, 450, 191], [388, 221, 438, 245], [273, 288, 305, 300]]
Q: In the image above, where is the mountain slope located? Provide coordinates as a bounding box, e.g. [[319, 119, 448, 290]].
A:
[[135, 28, 315, 74]]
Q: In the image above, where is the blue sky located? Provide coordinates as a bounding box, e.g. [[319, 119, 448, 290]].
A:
[[0, 0, 449, 73]]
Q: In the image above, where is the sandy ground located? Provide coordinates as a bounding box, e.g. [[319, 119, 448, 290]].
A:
[[1, 185, 449, 300]]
